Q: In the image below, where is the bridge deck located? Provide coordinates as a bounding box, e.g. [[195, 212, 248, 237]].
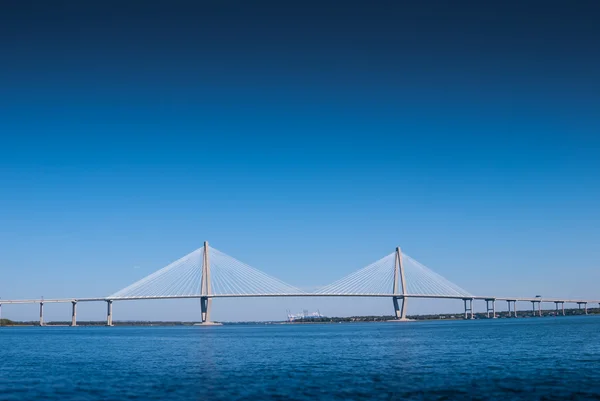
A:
[[1, 294, 599, 304]]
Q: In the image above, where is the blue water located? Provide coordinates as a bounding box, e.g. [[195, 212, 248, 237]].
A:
[[1, 317, 600, 400]]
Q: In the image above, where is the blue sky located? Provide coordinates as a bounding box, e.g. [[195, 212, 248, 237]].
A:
[[1, 1, 599, 321]]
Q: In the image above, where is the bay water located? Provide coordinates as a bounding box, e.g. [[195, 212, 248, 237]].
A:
[[1, 316, 599, 400]]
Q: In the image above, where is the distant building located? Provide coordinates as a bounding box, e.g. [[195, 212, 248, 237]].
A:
[[286, 309, 325, 322]]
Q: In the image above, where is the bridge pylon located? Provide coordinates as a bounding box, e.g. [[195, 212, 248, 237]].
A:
[[199, 241, 214, 324], [392, 247, 408, 320]]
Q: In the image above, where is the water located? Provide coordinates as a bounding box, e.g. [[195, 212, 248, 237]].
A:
[[1, 317, 600, 400]]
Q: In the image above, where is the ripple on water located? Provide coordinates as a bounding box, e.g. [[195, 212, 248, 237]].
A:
[[1, 317, 600, 400]]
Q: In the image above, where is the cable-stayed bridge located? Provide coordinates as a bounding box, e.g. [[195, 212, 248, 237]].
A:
[[1, 242, 599, 326]]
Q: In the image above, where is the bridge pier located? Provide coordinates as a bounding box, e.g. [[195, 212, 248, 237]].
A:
[[71, 301, 77, 326], [506, 300, 517, 317], [391, 247, 408, 321], [200, 296, 212, 323], [485, 299, 496, 318], [39, 302, 45, 326], [531, 301, 542, 317], [463, 298, 474, 319], [197, 241, 219, 325], [106, 300, 113, 326], [577, 302, 588, 315], [555, 301, 565, 316], [392, 296, 407, 320]]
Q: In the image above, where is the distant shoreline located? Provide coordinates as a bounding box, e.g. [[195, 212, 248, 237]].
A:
[[1, 308, 597, 327]]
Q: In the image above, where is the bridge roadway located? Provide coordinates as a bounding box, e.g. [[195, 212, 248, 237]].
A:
[[1, 293, 600, 327], [1, 294, 600, 304]]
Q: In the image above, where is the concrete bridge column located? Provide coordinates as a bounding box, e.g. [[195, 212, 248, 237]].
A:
[[392, 296, 407, 320], [199, 241, 214, 325], [71, 301, 77, 327], [507, 300, 517, 317], [392, 248, 407, 320], [201, 297, 211, 323], [39, 302, 44, 326], [106, 300, 113, 326], [531, 300, 542, 317], [555, 301, 564, 316], [463, 298, 474, 319], [485, 299, 496, 318]]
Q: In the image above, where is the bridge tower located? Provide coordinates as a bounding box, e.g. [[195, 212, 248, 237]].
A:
[[39, 300, 44, 326], [392, 247, 408, 320], [200, 241, 213, 324]]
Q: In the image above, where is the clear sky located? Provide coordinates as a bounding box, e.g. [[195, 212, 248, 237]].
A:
[[1, 1, 599, 322]]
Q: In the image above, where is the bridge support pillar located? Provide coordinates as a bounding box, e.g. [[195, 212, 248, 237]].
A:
[[555, 301, 565, 316], [577, 302, 587, 315], [485, 299, 496, 318], [39, 302, 45, 326], [71, 301, 77, 327], [463, 298, 474, 319], [197, 241, 217, 325], [507, 300, 517, 318], [392, 296, 407, 320], [200, 297, 212, 323], [531, 301, 542, 317], [106, 300, 113, 326], [391, 247, 408, 321]]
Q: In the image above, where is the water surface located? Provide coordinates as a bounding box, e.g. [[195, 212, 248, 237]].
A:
[[1, 317, 600, 400]]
